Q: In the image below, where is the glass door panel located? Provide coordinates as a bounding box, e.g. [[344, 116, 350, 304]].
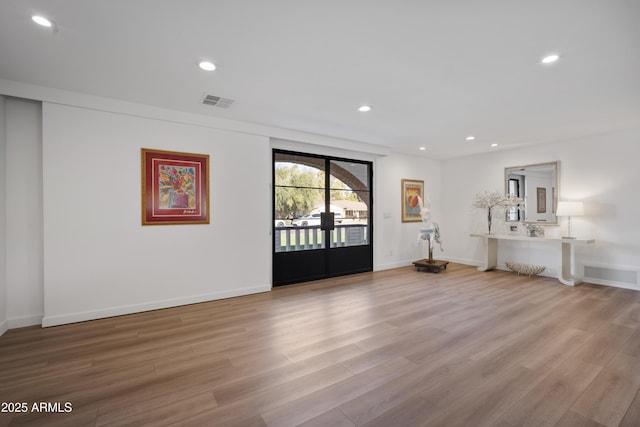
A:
[[274, 150, 372, 286], [274, 153, 326, 253], [329, 160, 370, 249], [275, 187, 325, 251]]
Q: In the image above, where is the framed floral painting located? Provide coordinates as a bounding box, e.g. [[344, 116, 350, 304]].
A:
[[141, 148, 209, 225], [401, 179, 424, 222]]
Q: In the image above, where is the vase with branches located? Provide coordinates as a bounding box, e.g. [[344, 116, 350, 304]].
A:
[[472, 191, 524, 234]]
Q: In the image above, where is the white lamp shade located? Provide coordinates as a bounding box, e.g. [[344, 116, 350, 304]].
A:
[[556, 201, 584, 216]]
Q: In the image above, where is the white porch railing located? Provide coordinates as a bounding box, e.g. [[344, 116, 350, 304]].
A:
[[275, 224, 368, 252]]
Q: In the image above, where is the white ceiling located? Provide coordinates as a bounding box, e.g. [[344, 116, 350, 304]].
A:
[[1, 0, 639, 159]]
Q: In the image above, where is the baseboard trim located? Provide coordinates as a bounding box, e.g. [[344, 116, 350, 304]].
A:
[[375, 260, 414, 271], [42, 284, 271, 327], [0, 320, 7, 336], [438, 256, 479, 266], [583, 277, 640, 291], [8, 314, 43, 329]]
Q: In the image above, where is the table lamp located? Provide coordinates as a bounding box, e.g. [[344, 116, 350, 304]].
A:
[[556, 201, 583, 239]]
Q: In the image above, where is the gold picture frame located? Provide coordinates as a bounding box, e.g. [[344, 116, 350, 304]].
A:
[[401, 179, 424, 222]]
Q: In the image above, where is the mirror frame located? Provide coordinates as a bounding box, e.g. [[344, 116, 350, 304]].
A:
[[504, 161, 560, 225]]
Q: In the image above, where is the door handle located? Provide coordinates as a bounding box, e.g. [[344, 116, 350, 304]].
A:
[[320, 212, 335, 230]]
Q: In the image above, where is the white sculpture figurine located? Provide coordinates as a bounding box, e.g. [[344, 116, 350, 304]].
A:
[[417, 196, 443, 261]]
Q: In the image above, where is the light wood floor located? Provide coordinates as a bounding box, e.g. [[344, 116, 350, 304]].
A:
[[1, 263, 640, 427]]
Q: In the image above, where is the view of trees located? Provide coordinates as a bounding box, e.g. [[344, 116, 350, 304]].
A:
[[274, 163, 361, 219]]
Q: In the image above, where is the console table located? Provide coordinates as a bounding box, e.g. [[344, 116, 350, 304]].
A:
[[470, 234, 595, 286]]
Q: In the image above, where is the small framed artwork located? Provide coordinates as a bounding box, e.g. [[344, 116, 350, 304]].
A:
[[401, 179, 424, 222], [537, 187, 546, 213], [141, 148, 210, 225]]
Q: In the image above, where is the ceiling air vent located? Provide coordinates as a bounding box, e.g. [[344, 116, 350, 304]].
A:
[[202, 94, 234, 109]]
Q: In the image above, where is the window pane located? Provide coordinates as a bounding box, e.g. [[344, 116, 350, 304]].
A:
[[330, 189, 369, 247], [274, 153, 326, 252], [275, 153, 325, 189], [275, 186, 324, 224], [329, 160, 368, 190]]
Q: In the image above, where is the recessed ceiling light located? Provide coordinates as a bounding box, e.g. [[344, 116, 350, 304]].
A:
[[419, 147, 426, 151], [465, 136, 475, 141], [32, 15, 53, 27], [541, 54, 559, 64], [491, 143, 498, 147], [358, 105, 371, 112], [198, 61, 216, 71]]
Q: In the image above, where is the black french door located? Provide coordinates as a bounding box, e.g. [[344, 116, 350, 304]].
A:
[[273, 150, 373, 286]]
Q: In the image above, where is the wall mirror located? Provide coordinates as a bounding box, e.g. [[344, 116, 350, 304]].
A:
[[504, 161, 559, 225]]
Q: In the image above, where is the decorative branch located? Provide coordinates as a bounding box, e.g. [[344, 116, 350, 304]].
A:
[[471, 191, 523, 210], [471, 191, 524, 234]]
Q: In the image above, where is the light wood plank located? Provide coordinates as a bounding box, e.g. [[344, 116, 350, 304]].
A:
[[423, 364, 538, 427], [500, 358, 602, 426], [0, 263, 638, 426], [360, 395, 437, 427], [619, 388, 640, 427], [338, 354, 473, 425], [298, 408, 356, 427], [95, 391, 217, 426], [572, 323, 635, 367], [612, 302, 640, 328], [571, 352, 640, 426], [621, 328, 640, 358], [261, 357, 416, 427], [554, 410, 606, 427]]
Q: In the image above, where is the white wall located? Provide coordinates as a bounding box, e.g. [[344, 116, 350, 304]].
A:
[[375, 154, 442, 270], [6, 98, 44, 328], [0, 96, 7, 335], [3, 77, 638, 331], [442, 129, 640, 286], [42, 103, 272, 326]]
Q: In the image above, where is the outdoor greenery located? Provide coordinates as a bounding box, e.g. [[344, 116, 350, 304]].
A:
[[274, 163, 361, 219]]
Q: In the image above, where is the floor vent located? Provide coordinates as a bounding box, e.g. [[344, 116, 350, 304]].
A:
[[202, 94, 234, 108], [583, 265, 639, 289]]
